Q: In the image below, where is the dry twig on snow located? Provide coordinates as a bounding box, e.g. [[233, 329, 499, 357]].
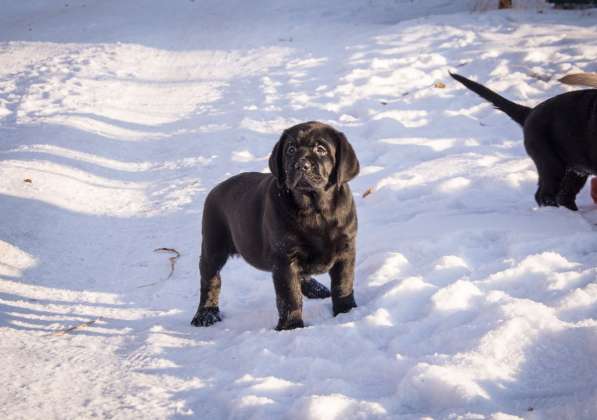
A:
[[153, 247, 181, 279], [136, 248, 181, 288], [51, 319, 98, 336]]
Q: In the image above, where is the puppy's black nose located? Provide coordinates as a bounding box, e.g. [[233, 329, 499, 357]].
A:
[[295, 159, 312, 172]]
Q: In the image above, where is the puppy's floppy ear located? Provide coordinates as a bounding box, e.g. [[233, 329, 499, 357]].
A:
[[331, 130, 359, 187], [269, 130, 287, 186]]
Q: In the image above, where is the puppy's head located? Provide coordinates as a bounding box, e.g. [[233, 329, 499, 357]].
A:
[[269, 121, 359, 191]]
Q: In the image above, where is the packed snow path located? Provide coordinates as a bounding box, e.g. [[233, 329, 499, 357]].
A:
[[1, 1, 597, 419]]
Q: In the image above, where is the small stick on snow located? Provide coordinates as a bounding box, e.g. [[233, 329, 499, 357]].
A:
[[51, 319, 98, 336], [137, 248, 181, 288], [362, 187, 374, 198], [154, 248, 180, 280]]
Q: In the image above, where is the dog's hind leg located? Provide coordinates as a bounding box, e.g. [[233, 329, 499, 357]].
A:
[[301, 277, 331, 299], [557, 170, 587, 211], [191, 213, 232, 327], [533, 162, 564, 207], [191, 253, 228, 326], [525, 133, 565, 207]]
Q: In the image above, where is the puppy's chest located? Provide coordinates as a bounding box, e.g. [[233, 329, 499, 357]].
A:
[[295, 229, 351, 274]]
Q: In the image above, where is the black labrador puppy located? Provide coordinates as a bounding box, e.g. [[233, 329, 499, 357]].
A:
[[450, 72, 597, 211], [191, 121, 360, 330]]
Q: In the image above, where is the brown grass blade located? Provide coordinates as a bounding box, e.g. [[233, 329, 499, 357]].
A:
[[559, 73, 597, 88]]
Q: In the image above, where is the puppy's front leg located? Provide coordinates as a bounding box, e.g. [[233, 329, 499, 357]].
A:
[[329, 251, 357, 316], [272, 259, 304, 331]]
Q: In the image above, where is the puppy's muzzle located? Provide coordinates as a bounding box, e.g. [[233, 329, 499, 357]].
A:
[[294, 158, 312, 172], [289, 158, 323, 189]]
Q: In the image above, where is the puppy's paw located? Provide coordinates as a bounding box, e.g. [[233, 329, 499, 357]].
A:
[[275, 318, 304, 331], [333, 292, 357, 316], [557, 197, 578, 211], [190, 307, 222, 327], [560, 201, 578, 211], [535, 191, 558, 208], [301, 277, 331, 299]]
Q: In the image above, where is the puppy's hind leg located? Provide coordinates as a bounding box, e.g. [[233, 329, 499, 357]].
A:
[[191, 219, 232, 327], [525, 134, 565, 207], [301, 277, 331, 299], [557, 170, 587, 211], [190, 252, 227, 327]]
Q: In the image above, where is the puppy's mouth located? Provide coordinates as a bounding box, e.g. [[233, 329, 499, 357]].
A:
[[287, 171, 325, 190]]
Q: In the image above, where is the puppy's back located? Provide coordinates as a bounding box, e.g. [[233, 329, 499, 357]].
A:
[[202, 172, 276, 269], [526, 89, 597, 137]]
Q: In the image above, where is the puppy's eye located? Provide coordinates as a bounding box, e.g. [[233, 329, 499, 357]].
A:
[[315, 144, 327, 156], [287, 145, 296, 155]]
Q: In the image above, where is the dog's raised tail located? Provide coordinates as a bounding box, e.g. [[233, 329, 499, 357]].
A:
[[449, 72, 531, 126]]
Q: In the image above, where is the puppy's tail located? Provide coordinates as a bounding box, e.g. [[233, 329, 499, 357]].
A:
[[449, 72, 531, 126]]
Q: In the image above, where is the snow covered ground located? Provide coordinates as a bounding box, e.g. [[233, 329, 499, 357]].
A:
[[1, 1, 597, 419]]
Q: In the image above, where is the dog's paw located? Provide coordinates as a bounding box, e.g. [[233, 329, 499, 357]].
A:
[[301, 277, 331, 299], [275, 318, 304, 331], [559, 201, 578, 211], [333, 292, 357, 316], [535, 191, 558, 208], [190, 307, 222, 327], [557, 197, 578, 211]]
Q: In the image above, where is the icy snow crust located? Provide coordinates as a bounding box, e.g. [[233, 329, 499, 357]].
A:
[[1, 1, 597, 419]]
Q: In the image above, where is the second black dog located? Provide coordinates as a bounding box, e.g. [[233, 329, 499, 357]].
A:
[[191, 121, 360, 330], [451, 72, 597, 211]]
